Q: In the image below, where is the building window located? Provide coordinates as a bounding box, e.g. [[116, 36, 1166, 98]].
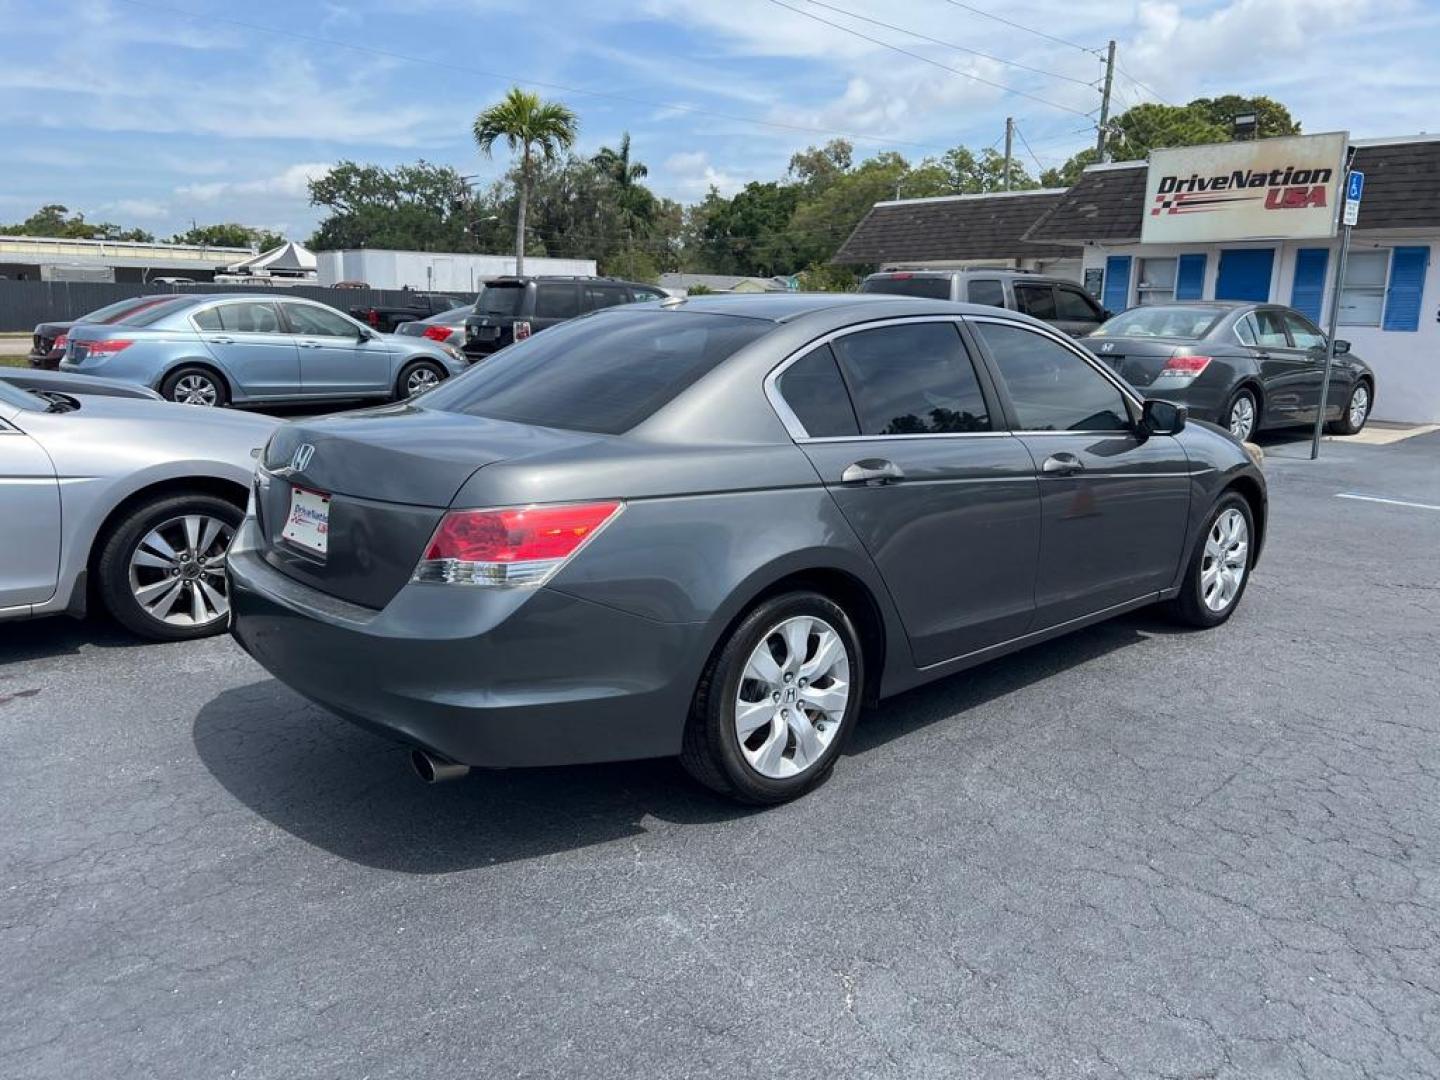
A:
[[1339, 250, 1388, 326], [1136, 258, 1177, 305]]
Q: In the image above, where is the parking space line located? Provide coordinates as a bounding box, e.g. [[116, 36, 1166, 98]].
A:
[[1336, 493, 1440, 512]]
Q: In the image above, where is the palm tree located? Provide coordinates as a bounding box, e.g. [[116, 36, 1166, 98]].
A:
[[593, 133, 656, 277], [473, 87, 579, 275]]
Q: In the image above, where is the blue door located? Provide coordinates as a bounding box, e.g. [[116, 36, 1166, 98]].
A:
[[1215, 249, 1275, 301]]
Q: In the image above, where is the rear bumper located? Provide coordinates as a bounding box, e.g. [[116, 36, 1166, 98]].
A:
[[226, 520, 704, 768], [27, 351, 59, 370]]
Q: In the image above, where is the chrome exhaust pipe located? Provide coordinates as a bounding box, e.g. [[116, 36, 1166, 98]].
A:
[[410, 747, 470, 784]]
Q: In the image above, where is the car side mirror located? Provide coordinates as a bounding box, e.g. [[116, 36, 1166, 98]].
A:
[[1333, 339, 1351, 355], [1140, 398, 1187, 438], [358, 327, 375, 341]]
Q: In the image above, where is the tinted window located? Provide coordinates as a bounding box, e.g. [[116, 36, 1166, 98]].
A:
[[861, 275, 952, 300], [1252, 309, 1289, 348], [422, 312, 769, 435], [119, 298, 194, 327], [975, 322, 1130, 432], [831, 322, 990, 435], [535, 284, 580, 319], [477, 285, 524, 316], [1014, 285, 1057, 320], [1093, 305, 1226, 340], [192, 308, 223, 331], [1234, 316, 1257, 346], [776, 344, 859, 438], [583, 285, 629, 311], [1056, 287, 1102, 321], [631, 289, 666, 303], [967, 279, 1005, 307], [284, 302, 356, 337], [1283, 311, 1325, 350], [217, 302, 282, 333]]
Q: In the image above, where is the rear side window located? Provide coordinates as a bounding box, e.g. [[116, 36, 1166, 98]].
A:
[[631, 289, 666, 303], [1235, 316, 1257, 346], [1252, 309, 1289, 348], [861, 275, 953, 300], [1056, 287, 1102, 321], [583, 285, 629, 311], [776, 344, 859, 438], [974, 322, 1130, 432], [192, 308, 223, 331], [966, 279, 1005, 307], [422, 312, 770, 435], [1014, 284, 1057, 320], [831, 322, 990, 435], [535, 284, 580, 319], [216, 302, 282, 333]]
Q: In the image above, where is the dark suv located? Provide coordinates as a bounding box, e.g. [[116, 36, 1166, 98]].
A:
[[861, 269, 1110, 337], [464, 276, 668, 358]]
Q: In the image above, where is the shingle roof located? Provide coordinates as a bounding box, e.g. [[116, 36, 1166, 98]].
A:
[[1024, 137, 1440, 244], [832, 190, 1073, 265]]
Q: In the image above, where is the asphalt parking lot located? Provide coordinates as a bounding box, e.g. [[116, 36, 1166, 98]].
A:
[[3, 428, 1437, 1080]]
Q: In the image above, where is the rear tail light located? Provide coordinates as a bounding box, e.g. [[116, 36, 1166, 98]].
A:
[[1157, 354, 1212, 378], [889, 272, 914, 280], [366, 309, 379, 326], [78, 339, 132, 357], [422, 325, 452, 342], [414, 501, 622, 587], [52, 333, 67, 353], [513, 320, 532, 341]]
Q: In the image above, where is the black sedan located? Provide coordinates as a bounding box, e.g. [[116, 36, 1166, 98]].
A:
[[1084, 302, 1375, 441]]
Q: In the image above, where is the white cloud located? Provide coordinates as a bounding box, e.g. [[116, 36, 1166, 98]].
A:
[[100, 198, 170, 220], [661, 151, 744, 198], [176, 163, 334, 204]]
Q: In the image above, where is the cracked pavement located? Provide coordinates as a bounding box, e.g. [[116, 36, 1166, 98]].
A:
[[2, 430, 1438, 1079]]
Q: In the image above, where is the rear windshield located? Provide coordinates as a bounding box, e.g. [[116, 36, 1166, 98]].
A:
[[1093, 305, 1227, 340], [861, 275, 952, 301], [112, 297, 198, 327], [422, 311, 770, 434], [477, 284, 525, 316]]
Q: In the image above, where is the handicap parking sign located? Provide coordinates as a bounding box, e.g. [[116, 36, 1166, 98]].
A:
[[1347, 171, 1365, 202]]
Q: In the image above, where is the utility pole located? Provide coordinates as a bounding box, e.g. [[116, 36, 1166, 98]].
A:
[[1096, 39, 1117, 162], [1003, 117, 1014, 191]]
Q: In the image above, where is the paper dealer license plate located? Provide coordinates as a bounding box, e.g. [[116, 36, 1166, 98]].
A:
[[282, 487, 330, 557]]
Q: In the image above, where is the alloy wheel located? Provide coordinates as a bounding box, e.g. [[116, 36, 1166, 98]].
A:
[[173, 374, 219, 406], [1200, 508, 1248, 613], [406, 367, 441, 396], [127, 514, 234, 628], [734, 615, 850, 779], [1228, 394, 1256, 440], [1349, 385, 1369, 429]]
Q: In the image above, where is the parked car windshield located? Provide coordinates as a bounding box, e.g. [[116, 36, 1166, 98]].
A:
[[423, 311, 770, 434], [1092, 305, 1228, 340], [477, 284, 525, 316], [860, 275, 951, 301]]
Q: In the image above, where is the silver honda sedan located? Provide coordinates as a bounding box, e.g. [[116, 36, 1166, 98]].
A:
[[58, 294, 469, 407], [0, 378, 277, 640]]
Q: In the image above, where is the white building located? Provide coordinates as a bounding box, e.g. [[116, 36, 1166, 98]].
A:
[[317, 249, 597, 292]]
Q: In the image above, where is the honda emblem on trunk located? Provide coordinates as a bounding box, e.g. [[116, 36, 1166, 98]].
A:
[[1101, 342, 1115, 352], [290, 443, 315, 473]]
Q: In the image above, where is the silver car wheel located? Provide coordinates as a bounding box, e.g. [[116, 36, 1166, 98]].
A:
[[734, 615, 850, 780], [1228, 394, 1256, 440], [1349, 385, 1369, 429], [1200, 508, 1248, 613], [405, 366, 441, 397], [172, 373, 219, 406], [128, 514, 234, 628]]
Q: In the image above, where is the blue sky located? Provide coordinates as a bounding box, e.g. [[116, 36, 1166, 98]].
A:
[[2, 0, 1436, 242]]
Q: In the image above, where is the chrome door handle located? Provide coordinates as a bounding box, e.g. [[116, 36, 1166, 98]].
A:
[[298, 340, 323, 348], [208, 335, 234, 344], [841, 459, 905, 485], [1041, 453, 1084, 476]]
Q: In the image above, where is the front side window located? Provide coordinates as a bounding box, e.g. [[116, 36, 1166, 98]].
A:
[[534, 284, 580, 319], [1136, 258, 1178, 305], [584, 285, 629, 311], [831, 322, 990, 435], [1282, 311, 1325, 351], [631, 288, 666, 303], [775, 344, 859, 438], [974, 322, 1130, 432], [1339, 250, 1387, 326], [1014, 284, 1057, 320], [1055, 287, 1102, 322], [284, 302, 357, 337], [966, 279, 1005, 307], [216, 302, 282, 333]]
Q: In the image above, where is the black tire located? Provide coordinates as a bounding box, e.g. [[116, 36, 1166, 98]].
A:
[[681, 591, 864, 805], [160, 364, 228, 407], [1168, 492, 1255, 629], [96, 492, 244, 641], [1223, 387, 1259, 441], [1326, 380, 1372, 435], [396, 359, 446, 400]]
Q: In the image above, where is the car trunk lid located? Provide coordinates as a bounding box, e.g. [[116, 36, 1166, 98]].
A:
[[1085, 336, 1195, 389], [256, 404, 599, 608]]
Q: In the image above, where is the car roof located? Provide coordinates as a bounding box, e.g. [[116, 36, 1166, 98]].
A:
[[866, 268, 1071, 282], [645, 291, 1015, 323]]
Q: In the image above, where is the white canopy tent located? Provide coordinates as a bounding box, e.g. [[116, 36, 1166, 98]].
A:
[[223, 240, 317, 278]]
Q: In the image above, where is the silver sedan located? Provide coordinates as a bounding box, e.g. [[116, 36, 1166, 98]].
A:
[[0, 378, 277, 640]]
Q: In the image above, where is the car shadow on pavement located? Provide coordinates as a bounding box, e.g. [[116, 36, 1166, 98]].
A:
[[0, 615, 152, 663], [192, 609, 1176, 874]]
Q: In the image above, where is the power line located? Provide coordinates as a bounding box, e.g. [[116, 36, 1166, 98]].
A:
[[934, 0, 1101, 56], [1114, 62, 1172, 105], [780, 0, 1096, 88], [1012, 123, 1050, 174], [108, 0, 961, 156], [766, 0, 1093, 117]]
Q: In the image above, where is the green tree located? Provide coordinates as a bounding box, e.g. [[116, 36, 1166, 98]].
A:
[[0, 204, 152, 242], [308, 161, 478, 251], [172, 223, 286, 250], [473, 87, 579, 275], [593, 132, 659, 278], [1189, 95, 1300, 139]]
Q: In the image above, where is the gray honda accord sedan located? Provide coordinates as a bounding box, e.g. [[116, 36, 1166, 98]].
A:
[[229, 294, 1266, 804]]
